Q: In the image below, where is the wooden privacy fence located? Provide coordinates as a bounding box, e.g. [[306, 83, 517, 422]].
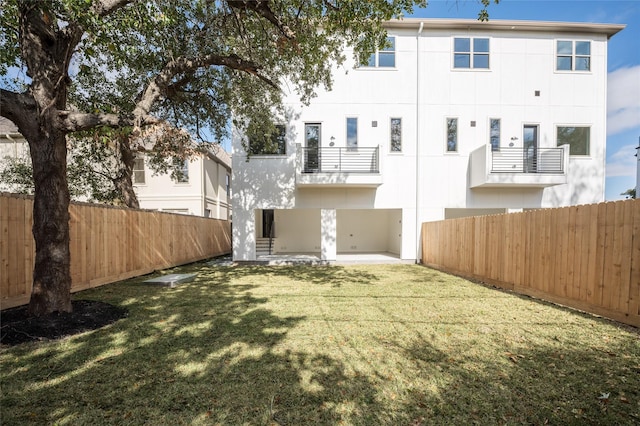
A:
[[421, 199, 640, 327], [1, 193, 231, 309]]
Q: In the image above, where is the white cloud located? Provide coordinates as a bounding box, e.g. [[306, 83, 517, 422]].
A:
[[606, 143, 638, 178], [608, 65, 640, 136]]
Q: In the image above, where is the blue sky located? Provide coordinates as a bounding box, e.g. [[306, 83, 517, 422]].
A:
[[409, 0, 640, 200]]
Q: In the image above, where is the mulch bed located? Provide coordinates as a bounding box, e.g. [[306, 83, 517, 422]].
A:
[[1, 300, 127, 346]]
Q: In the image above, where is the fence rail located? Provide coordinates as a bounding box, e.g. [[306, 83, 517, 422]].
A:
[[301, 147, 379, 173], [421, 199, 640, 327], [1, 193, 231, 310]]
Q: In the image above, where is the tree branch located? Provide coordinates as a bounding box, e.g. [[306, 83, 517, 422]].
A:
[[226, 0, 295, 39], [0, 89, 37, 130], [91, 0, 134, 17], [57, 110, 160, 133], [133, 53, 278, 126]]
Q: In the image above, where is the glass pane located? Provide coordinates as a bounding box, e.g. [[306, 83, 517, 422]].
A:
[[473, 54, 489, 69], [474, 38, 489, 53], [556, 56, 572, 70], [367, 53, 376, 67], [447, 118, 457, 152], [454, 38, 470, 52], [575, 41, 590, 55], [454, 54, 470, 68], [557, 126, 589, 155], [390, 118, 402, 152], [378, 52, 395, 67], [347, 117, 358, 149], [490, 119, 500, 151], [575, 56, 590, 71], [557, 41, 572, 54], [382, 36, 395, 51]]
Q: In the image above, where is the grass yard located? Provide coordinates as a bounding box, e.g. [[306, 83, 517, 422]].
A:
[[1, 262, 639, 425]]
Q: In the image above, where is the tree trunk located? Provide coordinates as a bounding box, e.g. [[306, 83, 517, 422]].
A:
[[113, 134, 140, 209], [27, 126, 73, 316]]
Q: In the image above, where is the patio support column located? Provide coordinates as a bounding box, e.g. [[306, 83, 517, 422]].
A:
[[321, 209, 337, 261]]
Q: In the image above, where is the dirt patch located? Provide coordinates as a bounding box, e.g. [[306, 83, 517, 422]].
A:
[[1, 300, 127, 346]]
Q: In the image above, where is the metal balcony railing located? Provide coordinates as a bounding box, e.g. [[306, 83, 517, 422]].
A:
[[490, 147, 565, 174], [301, 147, 379, 173]]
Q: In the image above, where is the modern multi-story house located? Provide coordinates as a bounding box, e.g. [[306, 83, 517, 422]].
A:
[[133, 147, 232, 219], [233, 18, 624, 262]]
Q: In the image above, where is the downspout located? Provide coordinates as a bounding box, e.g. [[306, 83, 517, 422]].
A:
[[6, 134, 17, 158], [201, 154, 206, 217], [415, 21, 424, 263]]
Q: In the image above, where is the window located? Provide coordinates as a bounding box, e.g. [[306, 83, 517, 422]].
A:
[[366, 37, 395, 68], [556, 40, 590, 71], [489, 118, 500, 152], [225, 174, 230, 196], [248, 124, 286, 155], [454, 37, 489, 69], [133, 157, 145, 184], [390, 118, 402, 152], [446, 118, 458, 152], [346, 117, 358, 150], [557, 126, 590, 155], [173, 158, 189, 183]]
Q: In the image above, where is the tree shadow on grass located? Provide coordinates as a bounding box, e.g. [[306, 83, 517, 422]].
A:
[[392, 334, 640, 425], [0, 264, 389, 425]]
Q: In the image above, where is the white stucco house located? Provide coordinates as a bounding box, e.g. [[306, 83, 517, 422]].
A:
[[235, 18, 623, 262], [133, 147, 232, 220]]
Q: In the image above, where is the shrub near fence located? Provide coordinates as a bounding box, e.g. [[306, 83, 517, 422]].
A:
[[1, 193, 231, 310], [421, 199, 640, 328]]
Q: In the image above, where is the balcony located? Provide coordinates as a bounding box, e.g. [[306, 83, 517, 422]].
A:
[[296, 145, 383, 187], [470, 144, 569, 188]]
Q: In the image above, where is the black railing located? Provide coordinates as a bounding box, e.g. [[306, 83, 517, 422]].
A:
[[301, 147, 379, 173], [491, 147, 565, 174]]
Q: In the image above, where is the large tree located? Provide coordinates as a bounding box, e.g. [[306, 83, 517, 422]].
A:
[[0, 0, 496, 316]]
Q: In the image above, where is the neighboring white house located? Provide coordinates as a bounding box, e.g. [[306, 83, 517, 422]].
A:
[[232, 18, 625, 263], [133, 147, 232, 219], [0, 117, 232, 219]]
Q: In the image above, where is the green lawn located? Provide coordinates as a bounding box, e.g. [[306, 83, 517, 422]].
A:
[[1, 262, 639, 425]]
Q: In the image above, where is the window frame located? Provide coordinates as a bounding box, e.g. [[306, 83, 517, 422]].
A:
[[446, 118, 458, 153], [453, 37, 490, 70], [364, 36, 396, 68], [346, 117, 358, 151], [247, 124, 287, 156], [555, 40, 591, 72], [390, 117, 402, 153], [132, 156, 146, 185], [173, 158, 190, 184], [556, 125, 591, 156], [489, 118, 501, 152]]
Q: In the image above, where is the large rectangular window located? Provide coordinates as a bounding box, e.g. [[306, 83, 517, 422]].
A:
[[446, 118, 458, 152], [133, 157, 145, 184], [556, 40, 590, 71], [248, 124, 286, 155], [346, 117, 358, 150], [557, 126, 590, 155], [366, 37, 395, 68], [390, 118, 402, 152], [489, 118, 500, 152], [454, 37, 489, 69]]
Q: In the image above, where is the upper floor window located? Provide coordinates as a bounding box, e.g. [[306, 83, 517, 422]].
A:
[[556, 41, 590, 71], [346, 117, 358, 150], [489, 118, 500, 152], [133, 157, 145, 184], [454, 37, 489, 69], [366, 37, 395, 68], [557, 126, 590, 156], [390, 118, 402, 152], [248, 124, 286, 155], [173, 158, 189, 183], [446, 118, 458, 152], [225, 174, 230, 196]]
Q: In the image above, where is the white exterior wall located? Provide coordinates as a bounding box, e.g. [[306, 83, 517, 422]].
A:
[[232, 19, 618, 262]]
